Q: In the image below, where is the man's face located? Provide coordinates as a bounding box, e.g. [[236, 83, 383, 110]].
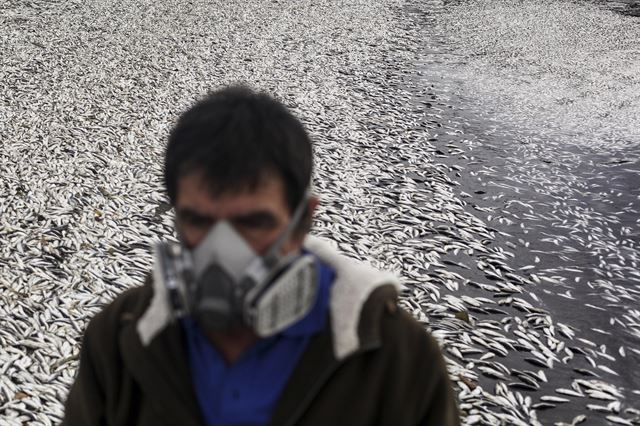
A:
[[174, 172, 315, 256]]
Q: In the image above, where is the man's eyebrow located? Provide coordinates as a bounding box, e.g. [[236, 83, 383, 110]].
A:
[[176, 208, 216, 222], [176, 208, 279, 225], [231, 210, 279, 226]]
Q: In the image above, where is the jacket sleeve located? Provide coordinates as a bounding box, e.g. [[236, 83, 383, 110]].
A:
[[418, 338, 461, 426], [395, 309, 461, 426], [61, 314, 109, 426]]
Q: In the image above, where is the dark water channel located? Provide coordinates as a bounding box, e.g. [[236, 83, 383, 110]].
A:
[[407, 0, 640, 424]]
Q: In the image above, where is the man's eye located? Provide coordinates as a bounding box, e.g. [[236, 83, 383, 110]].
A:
[[191, 217, 214, 228], [233, 215, 277, 230], [180, 213, 214, 228]]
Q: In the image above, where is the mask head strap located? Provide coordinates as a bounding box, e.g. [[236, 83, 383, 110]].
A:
[[261, 190, 310, 268]]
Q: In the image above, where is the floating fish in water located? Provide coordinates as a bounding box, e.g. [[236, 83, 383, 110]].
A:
[[540, 395, 570, 403]]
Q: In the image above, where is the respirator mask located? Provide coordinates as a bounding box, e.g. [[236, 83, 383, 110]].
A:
[[153, 194, 318, 337]]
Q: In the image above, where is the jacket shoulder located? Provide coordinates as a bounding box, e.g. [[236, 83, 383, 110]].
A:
[[84, 279, 152, 340], [358, 285, 438, 348], [62, 280, 154, 425], [360, 285, 443, 361]]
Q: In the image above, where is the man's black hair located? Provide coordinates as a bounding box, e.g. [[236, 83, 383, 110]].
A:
[[164, 85, 313, 213]]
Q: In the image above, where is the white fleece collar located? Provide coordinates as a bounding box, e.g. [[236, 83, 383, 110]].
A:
[[137, 235, 401, 360]]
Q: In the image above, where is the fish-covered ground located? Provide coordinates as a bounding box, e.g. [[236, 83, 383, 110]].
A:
[[0, 0, 639, 425]]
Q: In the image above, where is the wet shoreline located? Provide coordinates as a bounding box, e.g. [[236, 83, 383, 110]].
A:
[[404, 0, 640, 424]]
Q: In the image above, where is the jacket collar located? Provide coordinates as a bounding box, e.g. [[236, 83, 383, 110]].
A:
[[302, 237, 401, 359], [136, 235, 401, 360]]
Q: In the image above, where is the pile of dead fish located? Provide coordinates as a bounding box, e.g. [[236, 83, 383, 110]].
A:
[[0, 0, 638, 425]]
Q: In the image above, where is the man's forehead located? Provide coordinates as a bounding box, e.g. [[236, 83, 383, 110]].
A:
[[176, 172, 288, 216], [183, 169, 283, 193], [177, 202, 280, 219]]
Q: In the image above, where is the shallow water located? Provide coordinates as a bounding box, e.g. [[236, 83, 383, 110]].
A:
[[411, 0, 640, 423]]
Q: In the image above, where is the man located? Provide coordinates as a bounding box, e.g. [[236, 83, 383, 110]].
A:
[[63, 86, 460, 425]]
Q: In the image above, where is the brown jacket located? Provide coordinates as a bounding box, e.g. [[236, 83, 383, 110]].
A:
[[62, 238, 460, 426]]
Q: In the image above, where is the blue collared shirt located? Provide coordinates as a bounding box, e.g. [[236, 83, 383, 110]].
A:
[[181, 257, 335, 426]]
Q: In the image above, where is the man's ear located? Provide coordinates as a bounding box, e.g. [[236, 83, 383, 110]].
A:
[[294, 195, 319, 241], [306, 195, 319, 217]]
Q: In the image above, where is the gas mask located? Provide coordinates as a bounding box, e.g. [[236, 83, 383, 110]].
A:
[[153, 195, 318, 337]]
